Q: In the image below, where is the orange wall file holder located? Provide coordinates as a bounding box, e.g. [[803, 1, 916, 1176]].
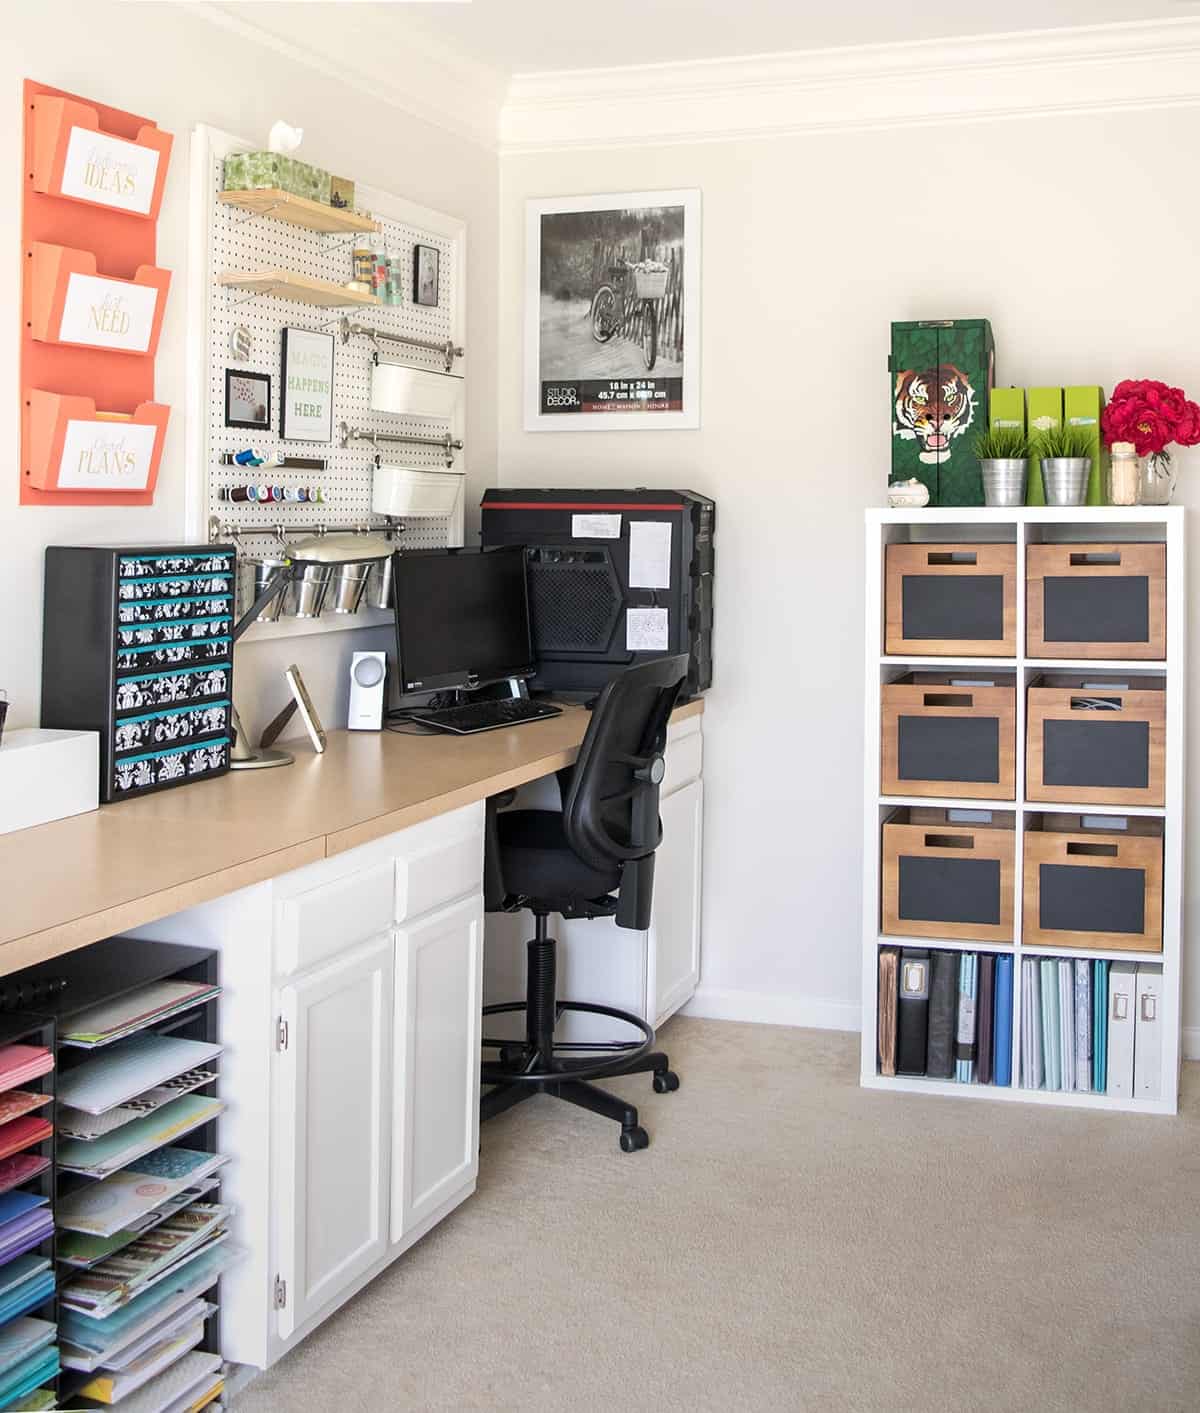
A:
[[20, 79, 174, 506]]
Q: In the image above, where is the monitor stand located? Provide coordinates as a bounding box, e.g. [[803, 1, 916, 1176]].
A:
[[450, 677, 529, 706]]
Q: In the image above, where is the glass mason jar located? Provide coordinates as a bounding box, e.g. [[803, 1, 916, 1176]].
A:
[[1139, 451, 1176, 506], [1108, 441, 1140, 506]]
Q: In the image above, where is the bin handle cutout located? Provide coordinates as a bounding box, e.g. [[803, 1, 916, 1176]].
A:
[[1069, 696, 1123, 711], [923, 833, 975, 849], [926, 551, 977, 565], [1066, 841, 1119, 857], [923, 692, 973, 707], [1069, 550, 1121, 566]]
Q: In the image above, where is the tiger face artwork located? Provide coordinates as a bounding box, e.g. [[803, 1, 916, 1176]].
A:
[[894, 364, 977, 465]]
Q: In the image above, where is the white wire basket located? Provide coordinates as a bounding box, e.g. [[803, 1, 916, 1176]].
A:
[[634, 265, 668, 299]]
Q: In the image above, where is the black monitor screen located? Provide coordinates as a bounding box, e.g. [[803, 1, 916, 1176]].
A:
[[392, 546, 534, 693]]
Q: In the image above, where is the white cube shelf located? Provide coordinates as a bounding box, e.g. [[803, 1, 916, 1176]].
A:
[[862, 506, 1186, 1115]]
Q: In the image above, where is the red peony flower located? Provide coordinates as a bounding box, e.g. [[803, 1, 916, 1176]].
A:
[[1104, 376, 1200, 455], [1176, 399, 1200, 447]]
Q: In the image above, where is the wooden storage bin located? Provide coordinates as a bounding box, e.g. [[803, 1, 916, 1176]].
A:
[[881, 672, 1016, 799], [1026, 543, 1166, 660], [882, 807, 1015, 943], [885, 543, 1016, 656], [1023, 814, 1163, 952], [1026, 674, 1165, 807]]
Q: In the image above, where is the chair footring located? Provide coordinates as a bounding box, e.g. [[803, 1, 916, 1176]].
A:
[[479, 998, 656, 1084]]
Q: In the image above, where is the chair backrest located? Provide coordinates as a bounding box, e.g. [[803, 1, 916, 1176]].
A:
[[561, 655, 690, 929]]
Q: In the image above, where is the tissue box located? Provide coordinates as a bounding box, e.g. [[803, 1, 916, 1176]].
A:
[[0, 728, 98, 835], [223, 152, 332, 204]]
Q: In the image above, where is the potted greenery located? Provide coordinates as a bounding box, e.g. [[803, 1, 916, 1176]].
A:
[[1035, 425, 1093, 505], [973, 428, 1031, 506]]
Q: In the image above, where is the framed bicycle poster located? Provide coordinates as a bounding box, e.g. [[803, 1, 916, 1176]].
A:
[[524, 189, 701, 431]]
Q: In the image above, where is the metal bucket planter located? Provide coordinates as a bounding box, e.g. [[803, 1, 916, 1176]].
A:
[[980, 458, 1028, 507], [1041, 457, 1091, 506]]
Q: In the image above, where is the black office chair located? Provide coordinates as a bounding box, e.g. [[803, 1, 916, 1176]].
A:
[[480, 655, 690, 1152]]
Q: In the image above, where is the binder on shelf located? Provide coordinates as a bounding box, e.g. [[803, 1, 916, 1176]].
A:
[[1106, 961, 1136, 1098], [1074, 958, 1091, 1093], [988, 386, 1025, 434], [1040, 958, 1061, 1092], [1063, 385, 1107, 507], [877, 949, 898, 1077], [1020, 958, 1042, 1089], [925, 950, 958, 1080], [954, 953, 977, 1083], [895, 949, 930, 1076], [1093, 959, 1109, 1093], [1058, 958, 1075, 1092], [1133, 965, 1163, 1100], [976, 953, 995, 1085], [993, 955, 1013, 1087]]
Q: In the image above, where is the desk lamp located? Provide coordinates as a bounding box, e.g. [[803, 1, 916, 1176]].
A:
[[228, 562, 296, 770]]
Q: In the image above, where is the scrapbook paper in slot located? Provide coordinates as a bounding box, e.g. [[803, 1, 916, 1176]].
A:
[[60, 980, 222, 1049], [56, 1034, 223, 1115], [56, 1149, 227, 1238]]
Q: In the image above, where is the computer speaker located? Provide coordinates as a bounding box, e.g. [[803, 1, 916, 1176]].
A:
[[348, 651, 387, 731]]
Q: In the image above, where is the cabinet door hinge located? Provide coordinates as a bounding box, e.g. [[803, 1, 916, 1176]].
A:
[[273, 1275, 287, 1310], [275, 1017, 289, 1052]]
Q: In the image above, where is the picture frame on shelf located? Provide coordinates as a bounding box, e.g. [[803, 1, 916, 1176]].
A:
[[280, 326, 335, 444], [224, 369, 271, 431], [413, 244, 440, 307]]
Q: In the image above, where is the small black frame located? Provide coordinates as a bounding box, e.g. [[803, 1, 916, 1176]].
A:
[[413, 244, 440, 306], [224, 367, 272, 431]]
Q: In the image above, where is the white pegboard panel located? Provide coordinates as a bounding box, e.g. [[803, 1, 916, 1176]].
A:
[[192, 128, 467, 577]]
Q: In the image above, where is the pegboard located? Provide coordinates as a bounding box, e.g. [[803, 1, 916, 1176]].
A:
[[188, 125, 467, 587]]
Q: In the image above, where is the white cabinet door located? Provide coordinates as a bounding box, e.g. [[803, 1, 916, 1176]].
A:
[[650, 778, 703, 1025], [275, 932, 392, 1339], [393, 893, 483, 1241]]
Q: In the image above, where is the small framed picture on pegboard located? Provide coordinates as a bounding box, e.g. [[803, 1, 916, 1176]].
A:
[[225, 368, 272, 431], [280, 326, 335, 443], [413, 244, 440, 307]]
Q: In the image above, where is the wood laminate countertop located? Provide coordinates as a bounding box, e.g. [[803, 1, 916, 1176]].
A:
[[0, 700, 703, 975]]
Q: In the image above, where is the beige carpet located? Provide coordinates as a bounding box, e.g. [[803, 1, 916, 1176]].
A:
[[235, 1018, 1200, 1412]]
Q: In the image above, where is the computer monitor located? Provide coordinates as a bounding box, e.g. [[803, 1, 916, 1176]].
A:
[[391, 546, 535, 695]]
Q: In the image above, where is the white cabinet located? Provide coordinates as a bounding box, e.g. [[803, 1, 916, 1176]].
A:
[[649, 778, 703, 1025], [392, 893, 483, 1240], [275, 932, 393, 1340]]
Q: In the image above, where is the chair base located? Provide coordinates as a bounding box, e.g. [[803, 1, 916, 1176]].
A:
[[479, 918, 680, 1152]]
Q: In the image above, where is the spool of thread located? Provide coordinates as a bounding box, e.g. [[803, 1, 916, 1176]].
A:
[[227, 486, 253, 503], [233, 449, 261, 466]]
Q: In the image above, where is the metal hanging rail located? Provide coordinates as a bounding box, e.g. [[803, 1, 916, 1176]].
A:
[[208, 515, 402, 545], [339, 421, 463, 469], [339, 315, 464, 373]]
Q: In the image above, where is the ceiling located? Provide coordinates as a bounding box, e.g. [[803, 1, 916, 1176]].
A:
[[366, 0, 1186, 74], [210, 2, 1194, 77]]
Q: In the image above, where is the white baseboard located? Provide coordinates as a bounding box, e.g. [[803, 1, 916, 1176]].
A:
[[1184, 1027, 1199, 1062], [681, 986, 860, 1032]]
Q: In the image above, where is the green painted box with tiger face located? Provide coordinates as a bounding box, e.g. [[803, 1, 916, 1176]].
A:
[[890, 320, 995, 505]]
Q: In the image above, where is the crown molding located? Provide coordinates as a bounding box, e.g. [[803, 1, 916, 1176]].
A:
[[186, 1, 506, 152], [501, 18, 1200, 153]]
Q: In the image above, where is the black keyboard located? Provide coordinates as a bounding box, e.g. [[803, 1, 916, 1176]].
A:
[[420, 697, 563, 735]]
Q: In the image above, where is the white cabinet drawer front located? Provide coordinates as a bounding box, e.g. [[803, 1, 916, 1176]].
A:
[[276, 863, 395, 976], [394, 805, 484, 923], [662, 727, 702, 798]]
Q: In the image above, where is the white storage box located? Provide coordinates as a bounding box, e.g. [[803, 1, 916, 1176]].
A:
[[0, 728, 99, 835], [634, 263, 668, 299], [370, 361, 462, 419], [372, 465, 465, 518]]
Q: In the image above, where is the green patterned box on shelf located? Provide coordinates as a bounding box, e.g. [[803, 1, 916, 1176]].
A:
[[890, 319, 995, 505], [223, 152, 332, 205]]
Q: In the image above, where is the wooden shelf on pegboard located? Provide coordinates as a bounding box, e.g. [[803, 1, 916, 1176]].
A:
[[218, 188, 380, 234], [219, 269, 381, 309]]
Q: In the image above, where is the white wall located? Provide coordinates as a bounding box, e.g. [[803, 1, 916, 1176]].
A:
[[497, 106, 1200, 1042], [0, 0, 497, 742]]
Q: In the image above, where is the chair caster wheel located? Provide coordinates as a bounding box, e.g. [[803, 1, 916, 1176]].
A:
[[653, 1070, 680, 1094], [619, 1125, 649, 1153]]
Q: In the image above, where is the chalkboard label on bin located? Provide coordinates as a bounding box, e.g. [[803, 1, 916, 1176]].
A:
[[1043, 576, 1149, 644], [1043, 720, 1150, 790], [1039, 862, 1145, 934], [898, 715, 1000, 785], [902, 575, 1004, 641], [898, 855, 1001, 926]]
